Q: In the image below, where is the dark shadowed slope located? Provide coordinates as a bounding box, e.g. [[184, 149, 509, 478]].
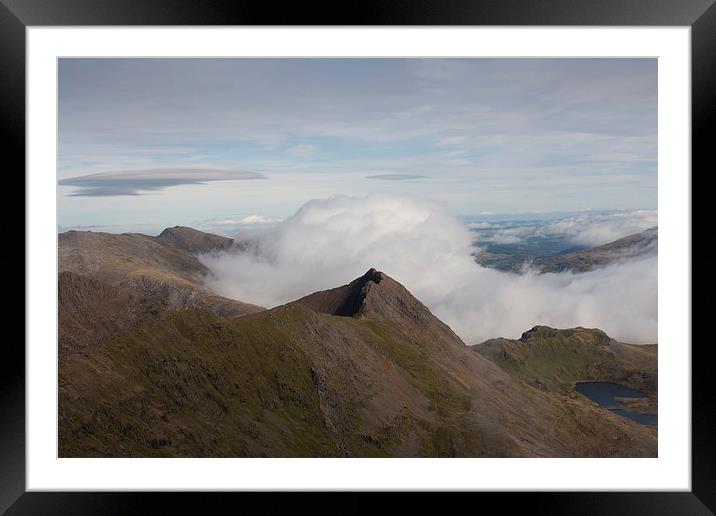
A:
[[293, 267, 383, 317], [59, 268, 657, 458], [297, 268, 456, 330]]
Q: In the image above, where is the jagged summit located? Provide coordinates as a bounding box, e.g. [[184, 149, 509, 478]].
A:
[[294, 268, 462, 344], [295, 268, 388, 318], [363, 267, 384, 282], [157, 226, 234, 254]]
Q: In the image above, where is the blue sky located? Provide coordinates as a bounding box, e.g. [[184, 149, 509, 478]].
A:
[[58, 58, 657, 230]]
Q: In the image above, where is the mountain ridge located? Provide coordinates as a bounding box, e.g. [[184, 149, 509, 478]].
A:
[[58, 228, 263, 354], [473, 227, 657, 273], [533, 227, 657, 273], [58, 227, 658, 458]]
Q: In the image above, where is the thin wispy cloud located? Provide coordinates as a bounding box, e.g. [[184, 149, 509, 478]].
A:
[[366, 174, 425, 181], [58, 167, 263, 196]]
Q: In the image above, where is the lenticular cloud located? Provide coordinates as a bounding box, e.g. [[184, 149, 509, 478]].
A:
[[200, 194, 657, 344]]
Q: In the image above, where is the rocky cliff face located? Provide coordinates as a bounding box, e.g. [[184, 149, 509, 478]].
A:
[[297, 268, 458, 333]]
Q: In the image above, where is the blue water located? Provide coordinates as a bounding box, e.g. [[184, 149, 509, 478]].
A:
[[575, 381, 658, 426]]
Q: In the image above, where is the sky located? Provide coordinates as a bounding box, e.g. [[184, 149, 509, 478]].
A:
[[58, 58, 657, 230]]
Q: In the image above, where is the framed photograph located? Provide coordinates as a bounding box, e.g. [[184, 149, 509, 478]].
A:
[[6, 0, 710, 512]]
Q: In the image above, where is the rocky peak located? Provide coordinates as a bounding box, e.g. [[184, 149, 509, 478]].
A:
[[294, 268, 462, 342], [294, 268, 387, 318], [519, 325, 612, 346], [519, 325, 557, 341]]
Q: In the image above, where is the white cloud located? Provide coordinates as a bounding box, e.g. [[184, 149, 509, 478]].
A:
[[481, 210, 658, 247], [201, 194, 657, 344], [209, 214, 280, 226], [466, 222, 492, 229], [488, 233, 523, 245], [561, 210, 657, 246]]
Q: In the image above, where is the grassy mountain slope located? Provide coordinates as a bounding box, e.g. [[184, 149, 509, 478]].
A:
[[58, 229, 263, 354], [59, 269, 657, 458], [472, 326, 657, 394], [156, 226, 234, 254]]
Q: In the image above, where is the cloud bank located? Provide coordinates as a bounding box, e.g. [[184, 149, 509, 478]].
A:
[[206, 214, 280, 226], [58, 167, 263, 196], [200, 194, 657, 344], [475, 209, 658, 248]]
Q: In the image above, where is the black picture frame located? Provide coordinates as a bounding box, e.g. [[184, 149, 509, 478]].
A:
[[3, 1, 710, 513]]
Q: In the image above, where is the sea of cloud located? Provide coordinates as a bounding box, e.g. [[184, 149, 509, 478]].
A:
[[200, 194, 657, 344], [475, 209, 658, 248]]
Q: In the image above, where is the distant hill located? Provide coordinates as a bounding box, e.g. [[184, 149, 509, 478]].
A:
[[474, 227, 657, 273], [58, 228, 263, 355], [59, 237, 658, 457], [472, 325, 657, 394], [532, 227, 657, 273], [472, 249, 519, 272], [156, 225, 234, 254]]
